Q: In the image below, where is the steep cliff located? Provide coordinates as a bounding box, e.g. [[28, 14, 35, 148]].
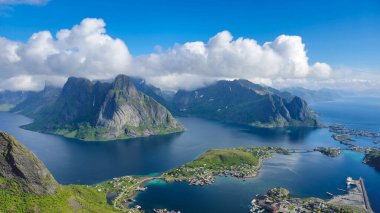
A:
[[0, 131, 58, 195], [24, 75, 183, 141]]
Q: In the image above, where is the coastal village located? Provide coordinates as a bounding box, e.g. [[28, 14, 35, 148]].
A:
[[250, 177, 373, 213], [92, 134, 380, 213], [162, 147, 290, 186]]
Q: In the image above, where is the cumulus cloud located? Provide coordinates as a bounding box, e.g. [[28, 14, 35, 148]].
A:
[[0, 18, 379, 92], [135, 31, 333, 90], [0, 18, 132, 91]]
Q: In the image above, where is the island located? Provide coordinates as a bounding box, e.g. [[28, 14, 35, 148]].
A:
[[314, 147, 341, 157], [363, 150, 380, 171], [329, 125, 380, 146]]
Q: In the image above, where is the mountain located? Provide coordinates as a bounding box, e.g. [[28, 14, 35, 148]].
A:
[[23, 74, 184, 141], [0, 131, 58, 195], [172, 79, 319, 128], [0, 91, 31, 111], [10, 86, 61, 117], [282, 87, 346, 103], [130, 77, 173, 108], [0, 131, 116, 212]]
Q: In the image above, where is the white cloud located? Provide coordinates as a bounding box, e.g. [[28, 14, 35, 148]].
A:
[[135, 30, 333, 90], [0, 0, 48, 5], [0, 18, 132, 91], [0, 18, 379, 92]]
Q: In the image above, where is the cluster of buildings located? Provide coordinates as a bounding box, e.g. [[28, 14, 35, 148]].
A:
[[153, 209, 181, 213], [251, 193, 329, 213]]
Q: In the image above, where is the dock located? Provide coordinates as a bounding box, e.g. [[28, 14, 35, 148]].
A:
[[359, 177, 374, 213], [328, 177, 374, 213]]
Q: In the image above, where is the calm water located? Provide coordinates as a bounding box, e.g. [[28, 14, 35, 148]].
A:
[[0, 96, 379, 212]]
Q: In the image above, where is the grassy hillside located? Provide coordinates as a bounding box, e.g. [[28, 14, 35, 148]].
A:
[[0, 177, 116, 213], [186, 149, 260, 168]]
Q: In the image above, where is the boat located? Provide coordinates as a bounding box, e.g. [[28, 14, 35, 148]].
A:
[[346, 177, 354, 186]]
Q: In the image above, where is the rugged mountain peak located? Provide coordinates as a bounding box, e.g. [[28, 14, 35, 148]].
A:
[[0, 131, 58, 195], [24, 75, 184, 141], [113, 74, 132, 89]]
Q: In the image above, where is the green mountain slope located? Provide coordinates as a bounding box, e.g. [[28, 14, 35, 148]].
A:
[[0, 131, 117, 212]]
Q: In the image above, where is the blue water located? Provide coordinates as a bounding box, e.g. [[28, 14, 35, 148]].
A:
[[0, 96, 379, 212]]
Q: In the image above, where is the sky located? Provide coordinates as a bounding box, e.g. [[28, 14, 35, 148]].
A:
[[0, 0, 379, 91]]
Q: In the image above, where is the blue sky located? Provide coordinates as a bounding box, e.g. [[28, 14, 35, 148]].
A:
[[1, 0, 379, 70], [0, 0, 379, 92]]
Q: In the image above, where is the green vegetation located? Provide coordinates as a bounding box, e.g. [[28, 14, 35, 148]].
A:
[[0, 177, 116, 213], [314, 147, 342, 157], [163, 147, 289, 185], [0, 103, 14, 111], [186, 149, 260, 168], [363, 150, 380, 171]]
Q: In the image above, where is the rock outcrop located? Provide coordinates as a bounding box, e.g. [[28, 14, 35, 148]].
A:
[[0, 131, 58, 195]]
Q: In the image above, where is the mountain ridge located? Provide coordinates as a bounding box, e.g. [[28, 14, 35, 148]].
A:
[[23, 74, 184, 141], [171, 79, 320, 128]]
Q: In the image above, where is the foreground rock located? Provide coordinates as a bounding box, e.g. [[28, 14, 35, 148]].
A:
[[23, 74, 184, 141], [0, 131, 58, 195], [0, 131, 119, 212]]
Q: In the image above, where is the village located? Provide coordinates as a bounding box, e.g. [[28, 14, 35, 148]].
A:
[[250, 177, 373, 213], [162, 147, 289, 186]]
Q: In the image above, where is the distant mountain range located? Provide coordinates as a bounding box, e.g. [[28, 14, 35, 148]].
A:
[[0, 76, 328, 140], [0, 91, 30, 111], [282, 87, 348, 103], [170, 79, 320, 128], [21, 75, 184, 141]]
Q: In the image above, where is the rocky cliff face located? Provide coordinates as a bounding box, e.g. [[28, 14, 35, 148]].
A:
[[24, 75, 183, 140], [0, 131, 58, 195], [172, 79, 319, 127]]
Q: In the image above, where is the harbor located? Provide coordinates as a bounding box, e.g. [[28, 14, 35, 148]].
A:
[[250, 177, 373, 213]]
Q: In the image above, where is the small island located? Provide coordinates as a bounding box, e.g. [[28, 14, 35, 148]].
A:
[[363, 150, 380, 171], [314, 147, 341, 157]]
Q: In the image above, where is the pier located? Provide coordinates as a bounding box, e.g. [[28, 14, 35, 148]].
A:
[[359, 177, 373, 213], [328, 177, 373, 213]]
